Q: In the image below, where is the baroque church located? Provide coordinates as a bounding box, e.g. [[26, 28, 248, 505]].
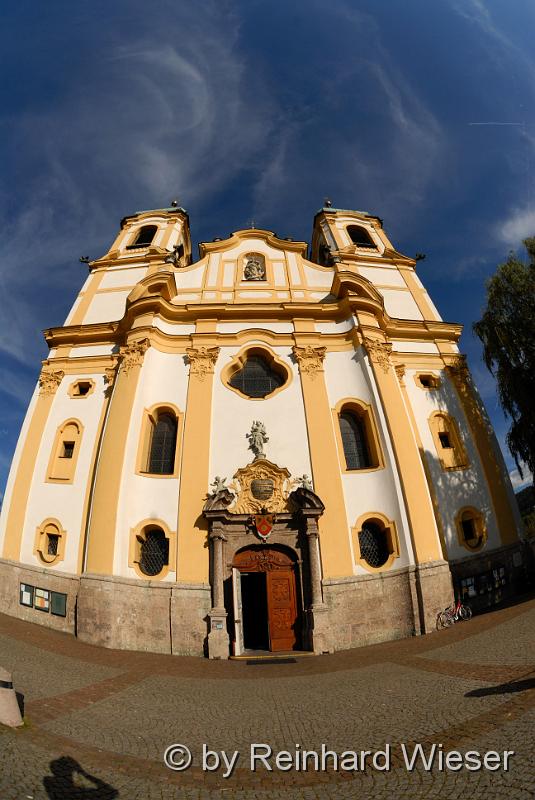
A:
[[0, 204, 526, 657]]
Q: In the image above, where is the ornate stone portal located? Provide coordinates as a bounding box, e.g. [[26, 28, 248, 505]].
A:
[[203, 462, 330, 659]]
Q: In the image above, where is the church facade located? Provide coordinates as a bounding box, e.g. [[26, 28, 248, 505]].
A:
[[0, 205, 525, 657]]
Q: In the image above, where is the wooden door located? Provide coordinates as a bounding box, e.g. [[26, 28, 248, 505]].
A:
[[266, 569, 297, 651]]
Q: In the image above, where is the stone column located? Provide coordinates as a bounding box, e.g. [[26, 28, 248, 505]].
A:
[[305, 517, 333, 654], [2, 366, 63, 560], [207, 525, 229, 659], [363, 335, 452, 632], [85, 339, 149, 575], [446, 355, 521, 545], [176, 345, 220, 583]]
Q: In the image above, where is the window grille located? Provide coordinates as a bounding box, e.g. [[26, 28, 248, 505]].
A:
[[339, 412, 370, 469], [47, 533, 59, 556], [148, 414, 177, 474], [358, 523, 389, 568], [229, 356, 284, 398], [139, 529, 169, 576]]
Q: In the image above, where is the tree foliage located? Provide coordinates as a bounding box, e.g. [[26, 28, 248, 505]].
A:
[[473, 238, 535, 479]]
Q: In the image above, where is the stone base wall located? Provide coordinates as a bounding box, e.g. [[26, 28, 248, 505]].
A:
[[322, 560, 453, 650], [0, 558, 79, 634], [0, 560, 211, 656], [450, 541, 531, 613]]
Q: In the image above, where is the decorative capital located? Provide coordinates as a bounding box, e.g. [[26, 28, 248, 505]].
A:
[[119, 339, 150, 375], [292, 345, 326, 379], [395, 364, 406, 385], [446, 354, 470, 385], [186, 346, 220, 381], [39, 367, 65, 396], [364, 338, 392, 373], [104, 367, 117, 386]]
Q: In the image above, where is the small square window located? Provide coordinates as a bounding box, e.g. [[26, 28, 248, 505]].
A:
[[75, 382, 91, 396], [61, 441, 75, 459]]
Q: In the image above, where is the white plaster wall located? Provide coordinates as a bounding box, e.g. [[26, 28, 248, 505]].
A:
[[403, 369, 501, 559], [357, 266, 406, 287], [211, 344, 312, 486], [18, 374, 107, 574], [302, 264, 333, 289], [323, 349, 416, 573], [71, 344, 117, 357], [100, 267, 148, 289], [206, 254, 220, 287], [0, 387, 40, 546], [391, 341, 440, 354], [223, 262, 235, 286], [174, 264, 206, 290], [83, 291, 130, 324], [315, 318, 354, 334], [114, 347, 189, 579], [380, 289, 423, 320], [287, 253, 301, 284]]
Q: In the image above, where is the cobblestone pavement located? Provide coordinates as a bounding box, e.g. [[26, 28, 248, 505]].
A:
[[0, 598, 534, 799]]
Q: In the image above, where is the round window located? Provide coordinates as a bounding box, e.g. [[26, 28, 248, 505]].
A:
[[358, 523, 389, 568]]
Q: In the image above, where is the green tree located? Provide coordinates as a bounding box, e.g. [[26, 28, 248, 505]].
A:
[[473, 237, 535, 480]]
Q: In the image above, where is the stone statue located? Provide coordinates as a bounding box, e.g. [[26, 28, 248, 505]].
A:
[[243, 254, 266, 281], [247, 421, 269, 460], [297, 474, 313, 490], [210, 476, 227, 494], [165, 245, 183, 268]]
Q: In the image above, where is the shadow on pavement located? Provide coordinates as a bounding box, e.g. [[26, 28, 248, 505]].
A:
[[465, 677, 535, 697], [43, 756, 118, 799]]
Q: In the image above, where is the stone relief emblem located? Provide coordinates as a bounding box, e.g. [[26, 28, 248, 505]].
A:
[[247, 420, 269, 460], [243, 253, 266, 281], [38, 367, 65, 396], [229, 459, 293, 514]]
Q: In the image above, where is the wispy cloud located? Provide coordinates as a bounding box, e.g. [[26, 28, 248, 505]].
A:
[[499, 207, 535, 248], [509, 465, 533, 491]]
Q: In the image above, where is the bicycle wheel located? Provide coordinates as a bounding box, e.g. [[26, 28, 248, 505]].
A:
[[437, 611, 452, 629], [460, 604, 472, 621]]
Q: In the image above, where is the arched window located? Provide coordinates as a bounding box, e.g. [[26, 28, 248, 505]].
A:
[[47, 419, 83, 482], [128, 225, 157, 249], [347, 225, 376, 248], [339, 411, 370, 470], [358, 522, 390, 568], [34, 518, 66, 565], [138, 527, 169, 576], [229, 355, 285, 398], [148, 413, 177, 474], [429, 412, 468, 471]]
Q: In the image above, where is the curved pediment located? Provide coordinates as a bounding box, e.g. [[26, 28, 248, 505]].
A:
[[199, 228, 308, 258]]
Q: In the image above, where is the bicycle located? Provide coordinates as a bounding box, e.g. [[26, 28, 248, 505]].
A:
[[436, 599, 472, 629]]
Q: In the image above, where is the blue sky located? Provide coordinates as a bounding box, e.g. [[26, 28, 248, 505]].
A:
[[1, 0, 534, 497]]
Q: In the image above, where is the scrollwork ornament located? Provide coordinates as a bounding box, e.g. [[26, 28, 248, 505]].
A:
[[186, 346, 220, 381], [39, 367, 65, 396], [292, 345, 326, 379], [364, 338, 392, 374]]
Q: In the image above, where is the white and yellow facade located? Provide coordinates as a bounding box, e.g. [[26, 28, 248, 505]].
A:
[[0, 205, 525, 656]]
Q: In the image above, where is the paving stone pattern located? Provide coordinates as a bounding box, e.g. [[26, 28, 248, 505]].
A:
[[0, 598, 533, 799]]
